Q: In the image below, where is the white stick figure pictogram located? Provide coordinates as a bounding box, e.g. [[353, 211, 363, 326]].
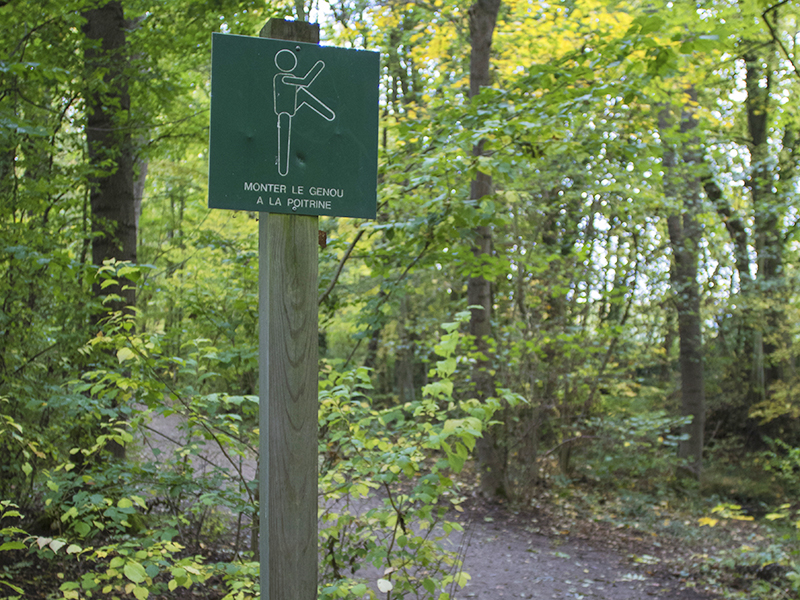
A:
[[273, 49, 335, 177]]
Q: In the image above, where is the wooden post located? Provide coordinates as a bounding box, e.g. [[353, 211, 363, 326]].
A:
[[259, 19, 320, 600]]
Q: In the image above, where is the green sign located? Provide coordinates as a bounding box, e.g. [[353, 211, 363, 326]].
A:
[[208, 33, 379, 219]]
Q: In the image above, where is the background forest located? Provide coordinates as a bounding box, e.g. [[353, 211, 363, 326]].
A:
[[2, 0, 800, 598]]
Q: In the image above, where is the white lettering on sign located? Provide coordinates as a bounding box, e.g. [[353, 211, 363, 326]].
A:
[[288, 198, 332, 211], [244, 181, 341, 212], [245, 182, 287, 193], [255, 196, 282, 206], [308, 187, 344, 198]]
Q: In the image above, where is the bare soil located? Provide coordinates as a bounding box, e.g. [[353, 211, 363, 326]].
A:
[[446, 502, 714, 599]]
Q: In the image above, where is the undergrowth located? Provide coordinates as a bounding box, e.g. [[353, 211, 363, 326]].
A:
[[0, 300, 519, 599], [546, 434, 800, 600]]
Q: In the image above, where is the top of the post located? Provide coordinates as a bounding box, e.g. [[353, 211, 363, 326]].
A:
[[260, 18, 320, 43]]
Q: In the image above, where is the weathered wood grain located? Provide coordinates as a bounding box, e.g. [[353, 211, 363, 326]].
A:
[[259, 17, 321, 600]]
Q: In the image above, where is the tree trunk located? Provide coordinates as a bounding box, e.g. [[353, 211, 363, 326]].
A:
[[468, 0, 504, 499], [669, 207, 706, 479], [704, 180, 752, 293], [83, 2, 136, 462], [745, 48, 786, 406], [660, 98, 706, 479], [83, 2, 136, 312], [396, 295, 416, 402]]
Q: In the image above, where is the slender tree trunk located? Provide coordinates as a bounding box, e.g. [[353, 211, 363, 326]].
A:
[[396, 295, 415, 402], [745, 48, 787, 407], [669, 207, 706, 478], [363, 290, 385, 392], [83, 2, 136, 462], [133, 158, 148, 234], [660, 97, 706, 479], [83, 2, 136, 312], [704, 180, 752, 293], [467, 0, 504, 499]]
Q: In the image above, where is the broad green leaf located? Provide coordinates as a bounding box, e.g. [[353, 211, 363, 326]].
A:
[[117, 347, 136, 363], [124, 561, 147, 584], [133, 584, 149, 600], [423, 578, 437, 594], [352, 583, 367, 595], [0, 541, 26, 551]]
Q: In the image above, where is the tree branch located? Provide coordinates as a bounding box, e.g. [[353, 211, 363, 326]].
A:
[[318, 228, 366, 306], [763, 0, 800, 83], [343, 237, 433, 368]]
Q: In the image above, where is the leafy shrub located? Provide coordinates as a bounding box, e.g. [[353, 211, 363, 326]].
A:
[[317, 312, 517, 598], [695, 503, 800, 600], [2, 301, 511, 599], [760, 437, 800, 497], [581, 410, 691, 490]]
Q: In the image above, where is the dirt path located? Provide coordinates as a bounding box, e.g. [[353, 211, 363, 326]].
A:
[[139, 411, 713, 599], [448, 507, 712, 599]]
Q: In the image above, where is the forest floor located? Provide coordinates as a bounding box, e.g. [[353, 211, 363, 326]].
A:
[[135, 410, 723, 600], [442, 499, 716, 599], [8, 406, 788, 598], [4, 410, 745, 599]]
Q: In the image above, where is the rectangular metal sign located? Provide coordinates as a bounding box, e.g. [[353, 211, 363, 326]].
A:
[[208, 33, 379, 219]]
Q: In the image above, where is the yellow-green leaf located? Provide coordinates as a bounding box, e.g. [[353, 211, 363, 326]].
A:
[[117, 347, 136, 363], [133, 584, 149, 600], [765, 513, 786, 521], [124, 561, 147, 584]]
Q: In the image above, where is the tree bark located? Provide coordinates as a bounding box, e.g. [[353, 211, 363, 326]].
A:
[[396, 295, 416, 402], [468, 0, 504, 498], [704, 179, 752, 292], [659, 98, 706, 479], [745, 48, 785, 403], [83, 2, 136, 311], [82, 2, 136, 462]]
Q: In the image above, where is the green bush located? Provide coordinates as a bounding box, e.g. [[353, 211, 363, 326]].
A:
[[2, 302, 513, 599], [317, 312, 520, 598], [581, 410, 691, 490]]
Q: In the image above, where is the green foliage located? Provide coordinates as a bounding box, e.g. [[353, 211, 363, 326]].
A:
[[0, 506, 212, 600], [702, 442, 789, 508], [759, 438, 800, 498], [317, 313, 508, 598], [692, 500, 800, 600], [0, 264, 258, 595], [0, 500, 27, 595], [581, 410, 691, 490], [1, 293, 494, 598], [214, 560, 260, 600]]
